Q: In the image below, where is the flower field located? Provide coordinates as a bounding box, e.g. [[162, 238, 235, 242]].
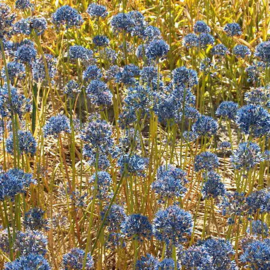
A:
[[0, 0, 270, 269]]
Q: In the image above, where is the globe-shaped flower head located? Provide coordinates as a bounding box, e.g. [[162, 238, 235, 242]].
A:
[[224, 23, 242, 36], [194, 152, 219, 172], [43, 115, 71, 137]]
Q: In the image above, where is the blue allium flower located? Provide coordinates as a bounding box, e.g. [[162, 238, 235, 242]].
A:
[[233, 44, 251, 58], [183, 33, 199, 48], [4, 254, 50, 270], [211, 44, 229, 56], [218, 141, 232, 151], [145, 39, 169, 60], [52, 5, 83, 28], [183, 106, 200, 120], [81, 117, 115, 157], [13, 18, 32, 35], [83, 65, 102, 81], [136, 254, 158, 270], [183, 131, 198, 142], [179, 245, 213, 270], [86, 80, 112, 106], [69, 45, 93, 62], [246, 189, 270, 214], [24, 208, 48, 231], [0, 169, 36, 201], [16, 43, 37, 63], [15, 0, 33, 10], [87, 3, 108, 18], [128, 11, 147, 37], [1, 61, 25, 83], [62, 248, 94, 270], [118, 154, 148, 176], [152, 165, 188, 200], [0, 84, 31, 118], [121, 214, 152, 242], [194, 21, 210, 34], [254, 41, 270, 63], [172, 66, 198, 88], [224, 23, 242, 36], [155, 258, 178, 270], [192, 115, 218, 137], [0, 4, 15, 38], [144, 25, 161, 40], [244, 87, 270, 107], [216, 101, 238, 120], [32, 54, 57, 83], [247, 220, 269, 237], [29, 17, 47, 35], [202, 171, 226, 199], [43, 115, 71, 137], [6, 130, 36, 155], [15, 230, 48, 255], [236, 105, 270, 137], [197, 238, 236, 270], [64, 80, 81, 98], [111, 12, 135, 33], [140, 66, 158, 84], [198, 33, 215, 48], [231, 142, 262, 170], [93, 35, 109, 47], [13, 17, 47, 36], [153, 205, 193, 245], [194, 152, 219, 172], [89, 171, 112, 199], [246, 65, 261, 83], [240, 238, 270, 269], [101, 204, 126, 232], [115, 64, 140, 85]]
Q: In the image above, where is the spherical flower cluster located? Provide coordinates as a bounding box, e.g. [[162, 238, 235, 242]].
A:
[[145, 39, 169, 60], [69, 45, 93, 62], [1, 61, 25, 83], [43, 115, 71, 137], [244, 87, 270, 107], [24, 208, 48, 231], [64, 80, 81, 98], [216, 101, 238, 120], [183, 131, 198, 142], [192, 115, 218, 137], [198, 33, 215, 48], [135, 254, 158, 270], [89, 171, 112, 200], [52, 5, 83, 29], [87, 3, 108, 18], [246, 65, 260, 84], [86, 80, 112, 106], [247, 220, 269, 237], [114, 64, 140, 85], [240, 238, 270, 269], [4, 254, 50, 270], [197, 238, 236, 269], [151, 165, 188, 200], [15, 0, 33, 10], [236, 105, 270, 137], [254, 41, 270, 63], [202, 171, 226, 199], [140, 66, 158, 84], [15, 43, 37, 63], [83, 65, 102, 81], [246, 189, 270, 214], [101, 204, 127, 232], [153, 205, 193, 245], [62, 248, 94, 270], [0, 169, 36, 201], [15, 230, 48, 255], [32, 54, 57, 83], [110, 13, 135, 33], [231, 142, 262, 170], [172, 66, 198, 88], [193, 21, 210, 34], [14, 17, 47, 36], [144, 25, 161, 40], [211, 44, 229, 56], [194, 152, 219, 172], [0, 4, 15, 38], [93, 35, 109, 47], [121, 214, 152, 242], [218, 141, 232, 151], [155, 258, 178, 270], [224, 23, 242, 36], [6, 130, 36, 155], [183, 33, 199, 49], [233, 44, 251, 58]]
